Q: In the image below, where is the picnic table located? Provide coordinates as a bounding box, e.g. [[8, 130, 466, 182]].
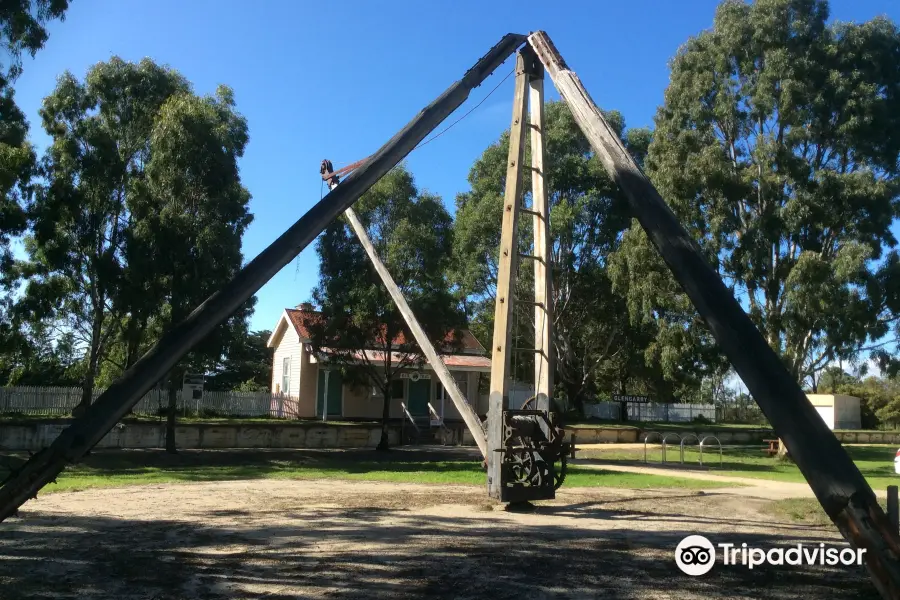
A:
[[764, 438, 780, 456]]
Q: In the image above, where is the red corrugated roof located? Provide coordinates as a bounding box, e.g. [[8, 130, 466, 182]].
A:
[[284, 308, 485, 354]]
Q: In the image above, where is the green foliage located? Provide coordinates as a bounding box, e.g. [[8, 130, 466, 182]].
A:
[[307, 166, 464, 448], [824, 371, 900, 429], [15, 58, 254, 407], [614, 0, 900, 387], [0, 0, 69, 85], [452, 100, 692, 410], [205, 330, 274, 392], [0, 1, 69, 379], [18, 58, 192, 402], [234, 378, 269, 393]]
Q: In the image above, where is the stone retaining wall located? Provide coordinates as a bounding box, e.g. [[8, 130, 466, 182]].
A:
[[2, 420, 897, 452], [0, 422, 400, 451]]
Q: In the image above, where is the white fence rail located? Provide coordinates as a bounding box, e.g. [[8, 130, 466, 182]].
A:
[[0, 386, 292, 418], [584, 401, 716, 423], [627, 402, 716, 422]]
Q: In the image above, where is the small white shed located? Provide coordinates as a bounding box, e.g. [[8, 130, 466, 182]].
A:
[[806, 394, 861, 430]]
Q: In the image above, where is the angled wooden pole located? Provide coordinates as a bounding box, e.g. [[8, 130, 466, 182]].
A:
[[528, 56, 553, 416], [487, 51, 529, 500], [528, 30, 900, 599], [0, 33, 526, 521], [327, 180, 488, 457]]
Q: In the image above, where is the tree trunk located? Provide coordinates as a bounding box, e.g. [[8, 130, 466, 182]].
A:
[[122, 318, 146, 416], [376, 386, 391, 451], [165, 371, 180, 454], [74, 310, 105, 416]]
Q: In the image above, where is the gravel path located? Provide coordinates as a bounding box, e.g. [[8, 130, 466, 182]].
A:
[[574, 461, 822, 500], [0, 478, 878, 599]]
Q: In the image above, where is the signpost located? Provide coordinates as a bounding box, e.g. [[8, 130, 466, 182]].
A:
[[612, 394, 650, 404]]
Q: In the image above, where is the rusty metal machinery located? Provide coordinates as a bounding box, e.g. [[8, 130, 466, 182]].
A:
[[494, 398, 573, 503]]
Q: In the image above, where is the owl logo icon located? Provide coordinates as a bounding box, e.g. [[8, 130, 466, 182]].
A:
[[675, 535, 715, 576]]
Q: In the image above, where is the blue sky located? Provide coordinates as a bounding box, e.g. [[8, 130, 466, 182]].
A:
[[11, 0, 900, 333]]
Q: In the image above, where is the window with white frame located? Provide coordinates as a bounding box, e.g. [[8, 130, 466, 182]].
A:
[[281, 357, 291, 395], [435, 372, 469, 403]]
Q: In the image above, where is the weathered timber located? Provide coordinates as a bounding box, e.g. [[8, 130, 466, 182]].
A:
[[329, 179, 488, 457], [528, 30, 900, 599], [0, 33, 527, 522], [487, 52, 529, 500], [527, 56, 553, 418], [889, 486, 899, 533]]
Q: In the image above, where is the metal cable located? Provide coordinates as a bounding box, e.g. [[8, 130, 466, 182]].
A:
[[328, 67, 516, 178]]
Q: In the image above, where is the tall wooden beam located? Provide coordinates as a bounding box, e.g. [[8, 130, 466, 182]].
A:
[[0, 33, 527, 522], [487, 52, 529, 500], [527, 56, 553, 417], [328, 181, 488, 457], [528, 30, 900, 599]]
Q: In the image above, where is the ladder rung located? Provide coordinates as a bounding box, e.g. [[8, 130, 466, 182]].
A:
[[519, 208, 544, 218], [513, 347, 547, 353], [517, 300, 545, 308]]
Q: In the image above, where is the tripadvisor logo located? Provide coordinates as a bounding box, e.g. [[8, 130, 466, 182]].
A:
[[674, 535, 866, 576]]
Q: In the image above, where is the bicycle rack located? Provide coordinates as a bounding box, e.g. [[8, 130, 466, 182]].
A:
[[642, 431, 661, 463], [699, 435, 723, 467], [679, 433, 700, 464], [661, 433, 682, 464]]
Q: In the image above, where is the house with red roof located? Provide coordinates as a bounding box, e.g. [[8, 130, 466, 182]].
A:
[[265, 303, 491, 421]]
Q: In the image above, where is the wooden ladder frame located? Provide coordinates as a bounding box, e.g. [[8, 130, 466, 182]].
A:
[[486, 48, 555, 500]]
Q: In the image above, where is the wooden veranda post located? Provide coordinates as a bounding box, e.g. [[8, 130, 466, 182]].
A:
[[487, 51, 529, 499]]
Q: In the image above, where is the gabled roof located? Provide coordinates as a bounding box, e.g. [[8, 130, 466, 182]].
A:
[[267, 307, 486, 355]]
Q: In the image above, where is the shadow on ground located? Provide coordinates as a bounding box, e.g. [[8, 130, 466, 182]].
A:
[[0, 493, 878, 600]]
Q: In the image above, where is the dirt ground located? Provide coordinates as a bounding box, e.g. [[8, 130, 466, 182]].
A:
[[0, 477, 879, 599]]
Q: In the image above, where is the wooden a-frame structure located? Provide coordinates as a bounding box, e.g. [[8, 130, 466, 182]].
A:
[[1, 31, 899, 598]]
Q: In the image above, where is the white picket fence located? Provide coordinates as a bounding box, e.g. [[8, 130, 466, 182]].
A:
[[0, 386, 286, 417], [627, 402, 716, 422]]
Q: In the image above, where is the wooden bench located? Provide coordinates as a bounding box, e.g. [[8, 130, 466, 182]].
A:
[[764, 439, 780, 456]]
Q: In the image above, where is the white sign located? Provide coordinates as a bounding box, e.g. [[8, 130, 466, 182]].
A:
[[400, 372, 431, 380]]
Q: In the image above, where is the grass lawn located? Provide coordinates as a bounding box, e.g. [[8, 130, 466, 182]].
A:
[[579, 444, 899, 491], [568, 420, 771, 432], [1, 449, 735, 495], [766, 498, 836, 526], [765, 496, 898, 527]]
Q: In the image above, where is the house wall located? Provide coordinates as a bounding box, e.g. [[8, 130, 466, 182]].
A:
[[834, 394, 862, 430], [334, 368, 488, 420], [293, 344, 317, 418], [342, 381, 409, 419], [271, 327, 302, 397], [441, 371, 478, 419], [813, 406, 835, 429], [342, 382, 380, 419], [806, 394, 862, 430]]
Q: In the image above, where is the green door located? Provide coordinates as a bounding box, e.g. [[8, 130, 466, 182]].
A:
[[407, 377, 431, 416], [317, 370, 342, 417]]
